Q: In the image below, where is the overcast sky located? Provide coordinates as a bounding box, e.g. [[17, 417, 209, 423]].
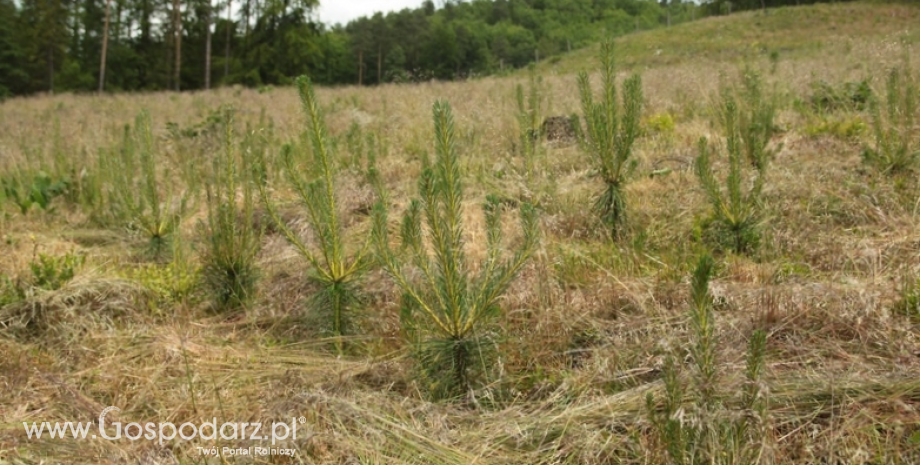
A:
[[317, 0, 428, 26]]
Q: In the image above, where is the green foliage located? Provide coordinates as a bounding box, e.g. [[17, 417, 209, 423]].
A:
[[803, 115, 867, 140], [577, 39, 643, 239], [257, 76, 368, 348], [1, 169, 70, 214], [646, 253, 770, 465], [643, 112, 676, 136], [4, 0, 699, 96], [200, 108, 262, 312], [808, 78, 872, 113], [29, 249, 84, 291], [895, 275, 920, 321], [103, 111, 189, 260], [0, 273, 25, 306], [166, 106, 234, 140], [373, 100, 540, 399], [696, 78, 772, 255], [736, 68, 778, 171], [515, 64, 543, 180], [862, 65, 919, 175], [125, 261, 200, 309]]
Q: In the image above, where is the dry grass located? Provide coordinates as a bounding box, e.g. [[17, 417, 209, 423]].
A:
[[2, 2, 920, 464]]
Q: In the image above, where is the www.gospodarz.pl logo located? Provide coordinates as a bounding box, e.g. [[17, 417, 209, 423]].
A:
[[23, 406, 305, 448]]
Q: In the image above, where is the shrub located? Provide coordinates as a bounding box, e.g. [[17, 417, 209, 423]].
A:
[[372, 100, 540, 399], [200, 108, 262, 312], [577, 39, 643, 239], [257, 76, 369, 350]]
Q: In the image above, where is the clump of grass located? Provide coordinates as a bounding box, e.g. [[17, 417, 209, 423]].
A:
[[200, 108, 262, 312], [894, 274, 920, 321], [515, 64, 544, 181], [257, 76, 369, 349], [862, 64, 918, 175], [646, 253, 770, 465], [577, 39, 643, 239], [372, 100, 540, 400], [695, 81, 770, 255], [103, 111, 189, 260]]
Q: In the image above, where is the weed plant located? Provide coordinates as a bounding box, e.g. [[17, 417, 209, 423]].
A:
[[577, 39, 643, 239], [372, 100, 540, 399], [1, 168, 70, 214], [29, 250, 85, 291]]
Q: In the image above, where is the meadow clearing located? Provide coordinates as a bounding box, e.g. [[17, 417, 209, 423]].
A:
[[1, 2, 920, 464]]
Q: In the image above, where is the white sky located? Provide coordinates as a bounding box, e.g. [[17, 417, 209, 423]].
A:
[[316, 0, 428, 26]]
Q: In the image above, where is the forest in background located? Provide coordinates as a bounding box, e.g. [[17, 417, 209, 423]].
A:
[[0, 0, 853, 97]]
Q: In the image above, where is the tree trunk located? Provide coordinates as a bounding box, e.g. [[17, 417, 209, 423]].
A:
[[224, 0, 231, 80], [377, 46, 382, 84], [47, 46, 54, 93], [173, 0, 182, 91], [98, 0, 112, 92], [358, 49, 363, 86], [204, 0, 212, 89], [114, 0, 122, 44]]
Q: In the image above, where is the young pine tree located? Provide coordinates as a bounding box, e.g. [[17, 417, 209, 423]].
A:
[[862, 64, 919, 175], [515, 64, 543, 181], [372, 101, 540, 399], [695, 89, 769, 255], [105, 111, 188, 260], [200, 108, 262, 312], [646, 253, 770, 465], [577, 39, 643, 239], [257, 76, 369, 350]]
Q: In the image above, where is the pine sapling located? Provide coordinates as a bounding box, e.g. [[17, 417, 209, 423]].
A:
[[373, 100, 539, 399], [106, 111, 188, 260], [200, 108, 262, 311], [737, 68, 778, 171], [646, 253, 770, 465], [696, 92, 768, 255], [257, 76, 369, 351], [862, 65, 919, 175], [577, 39, 643, 239], [515, 64, 543, 181]]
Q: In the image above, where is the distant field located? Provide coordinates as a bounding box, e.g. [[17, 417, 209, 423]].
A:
[[1, 2, 919, 464]]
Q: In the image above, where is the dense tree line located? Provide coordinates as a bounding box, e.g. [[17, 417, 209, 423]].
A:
[[0, 0, 851, 98]]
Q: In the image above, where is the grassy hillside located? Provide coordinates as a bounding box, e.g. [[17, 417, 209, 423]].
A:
[[1, 2, 919, 464]]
